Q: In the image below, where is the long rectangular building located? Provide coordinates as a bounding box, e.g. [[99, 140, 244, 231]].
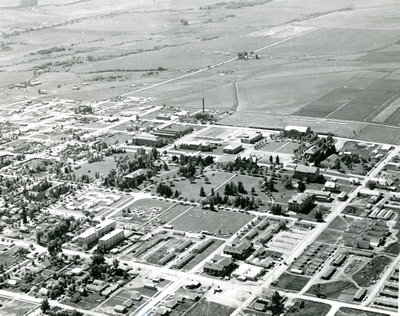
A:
[[98, 229, 124, 250], [77, 219, 116, 247]]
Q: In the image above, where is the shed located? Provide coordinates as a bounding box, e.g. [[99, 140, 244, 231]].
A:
[[114, 305, 127, 314], [131, 291, 142, 301]]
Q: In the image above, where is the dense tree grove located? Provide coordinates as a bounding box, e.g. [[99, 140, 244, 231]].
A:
[[104, 148, 159, 188], [36, 216, 81, 256], [224, 181, 247, 195], [156, 182, 174, 198], [217, 156, 260, 174]]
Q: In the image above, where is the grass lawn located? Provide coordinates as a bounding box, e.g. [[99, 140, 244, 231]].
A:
[[342, 206, 367, 217], [186, 299, 235, 316], [307, 281, 358, 302], [316, 229, 343, 245], [352, 256, 392, 287], [256, 140, 296, 153], [159, 204, 190, 223], [384, 241, 400, 255], [103, 133, 133, 146], [286, 299, 331, 316], [160, 171, 235, 201], [274, 273, 310, 292], [74, 157, 116, 178], [327, 216, 351, 232], [169, 207, 254, 237], [0, 246, 26, 269], [110, 198, 175, 224], [334, 307, 390, 316], [0, 297, 37, 316], [233, 173, 271, 202]]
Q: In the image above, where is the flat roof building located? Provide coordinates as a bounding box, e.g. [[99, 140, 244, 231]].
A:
[[99, 229, 124, 250], [152, 124, 193, 139], [223, 143, 243, 154], [240, 132, 262, 144], [283, 125, 311, 137], [77, 219, 116, 247], [288, 192, 313, 212], [132, 134, 163, 147]]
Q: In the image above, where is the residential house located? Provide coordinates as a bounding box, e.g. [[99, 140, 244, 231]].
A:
[[86, 280, 109, 294], [304, 146, 321, 161], [320, 154, 340, 169]]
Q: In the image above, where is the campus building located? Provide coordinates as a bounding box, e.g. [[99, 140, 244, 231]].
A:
[[223, 239, 254, 260], [179, 141, 211, 151], [132, 134, 163, 147], [343, 219, 389, 249], [203, 255, 234, 277], [152, 124, 193, 139], [124, 168, 147, 184], [77, 219, 116, 247], [240, 132, 262, 144], [223, 143, 243, 154], [283, 125, 311, 137], [293, 165, 320, 182], [287, 192, 313, 212], [98, 229, 124, 250]]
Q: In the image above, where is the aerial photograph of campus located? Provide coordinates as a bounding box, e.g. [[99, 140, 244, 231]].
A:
[[0, 0, 399, 316]]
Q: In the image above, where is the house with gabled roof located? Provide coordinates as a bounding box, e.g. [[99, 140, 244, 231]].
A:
[[223, 240, 254, 260], [203, 255, 233, 277]]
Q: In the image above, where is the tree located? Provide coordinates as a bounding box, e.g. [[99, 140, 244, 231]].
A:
[[270, 291, 284, 315], [315, 209, 324, 222], [41, 299, 50, 314], [275, 155, 280, 164], [268, 179, 274, 191], [112, 258, 119, 270], [209, 201, 215, 212], [91, 254, 105, 266], [180, 19, 189, 26], [269, 155, 273, 164], [366, 180, 377, 190], [297, 181, 306, 193], [271, 204, 282, 215], [199, 186, 206, 197]]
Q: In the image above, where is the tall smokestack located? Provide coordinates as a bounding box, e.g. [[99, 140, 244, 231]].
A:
[[202, 98, 205, 113]]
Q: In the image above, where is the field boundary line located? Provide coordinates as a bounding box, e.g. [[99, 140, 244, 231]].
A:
[[325, 71, 393, 119], [167, 205, 194, 224]]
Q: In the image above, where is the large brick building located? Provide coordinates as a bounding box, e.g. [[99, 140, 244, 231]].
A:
[[203, 255, 234, 277], [293, 165, 320, 182], [288, 192, 313, 212], [223, 239, 254, 260]]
